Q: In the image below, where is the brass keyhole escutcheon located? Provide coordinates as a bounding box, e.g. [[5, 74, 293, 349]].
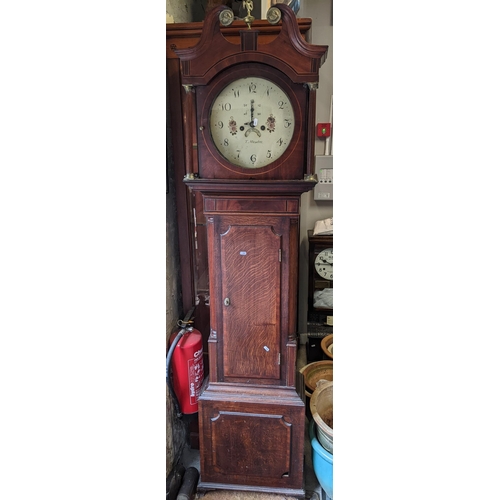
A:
[[224, 298, 230, 306]]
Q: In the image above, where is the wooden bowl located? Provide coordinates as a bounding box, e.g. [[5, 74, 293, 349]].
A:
[[301, 360, 333, 393], [321, 334, 333, 359]]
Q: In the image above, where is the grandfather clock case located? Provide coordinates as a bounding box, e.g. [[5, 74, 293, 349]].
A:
[[174, 5, 327, 497]]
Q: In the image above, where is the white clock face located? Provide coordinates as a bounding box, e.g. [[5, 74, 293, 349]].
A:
[[314, 248, 333, 280], [209, 76, 295, 169]]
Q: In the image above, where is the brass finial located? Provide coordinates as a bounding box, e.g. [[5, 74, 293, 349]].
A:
[[243, 0, 255, 29]]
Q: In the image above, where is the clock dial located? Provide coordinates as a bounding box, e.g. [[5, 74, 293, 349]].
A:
[[314, 248, 333, 280], [209, 76, 295, 169]]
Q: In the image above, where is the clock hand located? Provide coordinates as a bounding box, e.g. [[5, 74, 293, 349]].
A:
[[244, 99, 261, 136], [244, 100, 258, 127]]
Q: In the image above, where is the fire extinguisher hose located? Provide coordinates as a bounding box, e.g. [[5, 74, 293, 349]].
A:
[[166, 308, 195, 418], [166, 329, 184, 418]]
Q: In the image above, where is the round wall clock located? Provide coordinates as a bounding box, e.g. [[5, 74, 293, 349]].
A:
[[209, 76, 295, 169], [314, 248, 333, 280]]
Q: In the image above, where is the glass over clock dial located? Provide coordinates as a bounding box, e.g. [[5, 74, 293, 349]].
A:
[[314, 248, 333, 280], [209, 76, 295, 169]]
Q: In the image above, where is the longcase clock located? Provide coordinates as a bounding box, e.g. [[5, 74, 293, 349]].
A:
[[174, 4, 328, 498]]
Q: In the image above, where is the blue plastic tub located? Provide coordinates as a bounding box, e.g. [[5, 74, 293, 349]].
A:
[[309, 419, 333, 499]]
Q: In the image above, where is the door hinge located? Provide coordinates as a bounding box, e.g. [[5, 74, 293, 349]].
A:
[[278, 249, 282, 262], [278, 353, 281, 365]]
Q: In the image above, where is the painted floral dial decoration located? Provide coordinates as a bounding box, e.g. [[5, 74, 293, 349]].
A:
[[209, 76, 295, 169]]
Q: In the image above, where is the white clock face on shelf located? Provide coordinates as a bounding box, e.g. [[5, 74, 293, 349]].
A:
[[314, 248, 333, 280], [209, 76, 295, 169]]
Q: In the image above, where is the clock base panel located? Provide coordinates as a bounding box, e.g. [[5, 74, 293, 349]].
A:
[[198, 384, 305, 497]]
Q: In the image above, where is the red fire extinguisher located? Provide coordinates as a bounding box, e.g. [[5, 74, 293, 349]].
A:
[[166, 321, 204, 417]]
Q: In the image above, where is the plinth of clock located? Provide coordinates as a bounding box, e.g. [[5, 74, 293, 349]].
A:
[[197, 384, 305, 498]]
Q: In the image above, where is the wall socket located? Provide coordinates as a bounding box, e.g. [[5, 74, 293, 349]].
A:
[[314, 155, 333, 201]]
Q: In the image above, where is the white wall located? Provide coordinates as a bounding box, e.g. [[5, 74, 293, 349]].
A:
[[166, 0, 207, 23]]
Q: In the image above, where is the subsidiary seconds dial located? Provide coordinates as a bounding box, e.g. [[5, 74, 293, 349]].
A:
[[209, 76, 295, 169]]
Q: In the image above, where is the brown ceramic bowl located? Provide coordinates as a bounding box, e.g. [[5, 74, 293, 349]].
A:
[[321, 334, 333, 359], [301, 360, 333, 393], [310, 381, 333, 453]]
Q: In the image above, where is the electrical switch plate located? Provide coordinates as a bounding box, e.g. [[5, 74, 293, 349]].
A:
[[314, 155, 333, 201]]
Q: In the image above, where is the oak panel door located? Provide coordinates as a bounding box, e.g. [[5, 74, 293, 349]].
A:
[[219, 222, 282, 382]]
